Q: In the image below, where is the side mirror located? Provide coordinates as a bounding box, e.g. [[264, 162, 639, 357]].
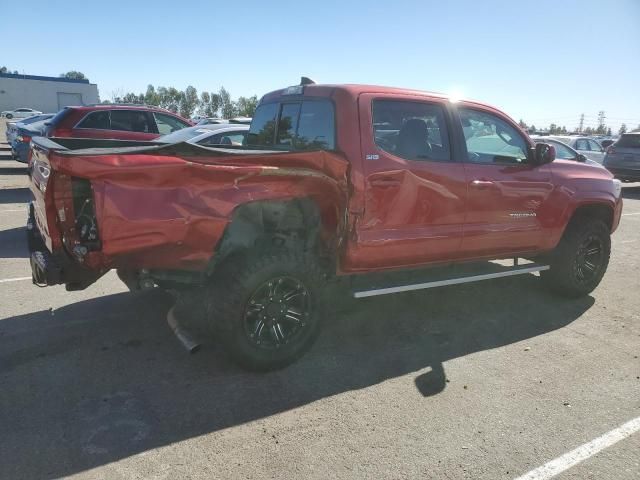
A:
[[577, 153, 587, 162], [535, 143, 555, 165]]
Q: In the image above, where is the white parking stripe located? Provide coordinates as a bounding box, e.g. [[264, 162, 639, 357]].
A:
[[0, 276, 31, 284], [621, 212, 640, 216], [513, 416, 640, 480], [0, 209, 25, 213]]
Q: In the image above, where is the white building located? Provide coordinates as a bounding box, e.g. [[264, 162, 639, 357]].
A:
[[0, 73, 100, 113]]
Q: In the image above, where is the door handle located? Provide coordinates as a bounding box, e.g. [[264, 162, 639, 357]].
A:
[[470, 179, 494, 189]]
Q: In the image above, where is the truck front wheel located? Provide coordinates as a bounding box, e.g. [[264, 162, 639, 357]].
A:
[[541, 218, 611, 297], [208, 251, 326, 371]]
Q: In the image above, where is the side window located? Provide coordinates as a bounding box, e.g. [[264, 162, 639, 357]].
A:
[[246, 103, 278, 147], [372, 100, 451, 161], [459, 108, 528, 164], [575, 139, 589, 151], [154, 113, 189, 135], [277, 103, 300, 146], [77, 111, 111, 130], [110, 110, 152, 133], [588, 140, 602, 152]]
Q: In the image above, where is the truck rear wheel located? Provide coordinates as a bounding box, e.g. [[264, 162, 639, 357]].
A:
[[541, 218, 610, 297], [207, 251, 326, 371]]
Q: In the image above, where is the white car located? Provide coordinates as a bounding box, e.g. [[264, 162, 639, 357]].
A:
[[1, 108, 43, 120]]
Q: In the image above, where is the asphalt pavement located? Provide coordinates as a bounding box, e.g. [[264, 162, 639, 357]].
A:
[[0, 120, 638, 480]]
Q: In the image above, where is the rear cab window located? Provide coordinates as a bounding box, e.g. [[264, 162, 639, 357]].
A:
[[247, 99, 335, 151]]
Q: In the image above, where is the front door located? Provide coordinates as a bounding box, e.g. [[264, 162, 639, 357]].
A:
[[347, 94, 468, 271], [456, 107, 554, 258]]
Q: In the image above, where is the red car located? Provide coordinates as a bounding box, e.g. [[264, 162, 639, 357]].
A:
[[28, 80, 623, 371], [44, 104, 192, 140]]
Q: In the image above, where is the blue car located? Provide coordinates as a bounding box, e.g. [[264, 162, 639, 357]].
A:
[[11, 119, 50, 163], [5, 113, 54, 144]]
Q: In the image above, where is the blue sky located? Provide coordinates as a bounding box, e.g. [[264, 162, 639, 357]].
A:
[[3, 0, 639, 131]]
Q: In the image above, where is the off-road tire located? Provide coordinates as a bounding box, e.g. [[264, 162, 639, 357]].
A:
[[207, 250, 327, 371], [541, 218, 610, 297]]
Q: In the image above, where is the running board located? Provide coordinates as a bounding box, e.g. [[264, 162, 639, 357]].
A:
[[353, 264, 550, 299]]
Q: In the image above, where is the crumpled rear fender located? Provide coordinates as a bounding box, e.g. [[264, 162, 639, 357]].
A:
[[49, 149, 349, 271]]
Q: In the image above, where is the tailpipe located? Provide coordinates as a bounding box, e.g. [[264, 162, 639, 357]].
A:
[[167, 306, 201, 354]]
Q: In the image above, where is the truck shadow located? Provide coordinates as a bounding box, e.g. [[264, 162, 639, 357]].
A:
[[0, 187, 31, 204], [0, 276, 593, 479], [622, 185, 640, 200], [0, 226, 29, 258]]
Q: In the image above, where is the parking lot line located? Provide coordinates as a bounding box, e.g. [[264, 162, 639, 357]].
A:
[[513, 416, 640, 480], [0, 276, 31, 284], [0, 209, 25, 213], [621, 212, 640, 216]]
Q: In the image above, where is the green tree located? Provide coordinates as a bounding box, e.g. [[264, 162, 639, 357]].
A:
[[236, 95, 258, 117], [179, 85, 199, 118], [518, 119, 528, 129], [60, 71, 87, 80], [618, 124, 627, 135], [121, 92, 144, 104], [607, 127, 612, 136], [219, 86, 237, 119], [144, 85, 160, 106]]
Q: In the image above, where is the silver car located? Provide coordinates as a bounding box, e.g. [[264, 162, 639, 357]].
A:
[[532, 137, 604, 168], [544, 136, 606, 163], [155, 123, 249, 146], [603, 133, 640, 182]]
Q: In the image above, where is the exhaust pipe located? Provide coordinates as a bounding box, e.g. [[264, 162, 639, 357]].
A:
[[167, 306, 201, 354]]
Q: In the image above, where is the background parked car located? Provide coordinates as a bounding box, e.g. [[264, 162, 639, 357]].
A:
[[531, 137, 603, 168], [542, 135, 606, 163], [44, 104, 192, 141], [5, 113, 55, 144], [1, 107, 42, 119], [11, 119, 50, 163], [603, 133, 640, 182], [156, 123, 249, 146]]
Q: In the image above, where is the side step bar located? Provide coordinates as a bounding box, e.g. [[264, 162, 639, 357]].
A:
[[353, 264, 549, 299]]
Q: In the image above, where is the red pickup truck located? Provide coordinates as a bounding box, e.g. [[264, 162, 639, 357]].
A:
[[27, 80, 623, 370]]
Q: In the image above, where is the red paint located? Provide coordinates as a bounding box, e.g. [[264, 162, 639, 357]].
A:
[[30, 84, 623, 282]]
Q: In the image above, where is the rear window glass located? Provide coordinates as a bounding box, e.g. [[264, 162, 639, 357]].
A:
[[247, 103, 278, 147], [247, 100, 335, 151], [49, 108, 73, 127], [277, 103, 301, 146], [616, 134, 640, 148]]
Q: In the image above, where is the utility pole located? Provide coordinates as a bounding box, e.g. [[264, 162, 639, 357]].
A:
[[598, 111, 606, 133], [578, 114, 584, 133]]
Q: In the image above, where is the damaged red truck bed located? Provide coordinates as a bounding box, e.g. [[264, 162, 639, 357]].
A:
[[27, 81, 623, 370]]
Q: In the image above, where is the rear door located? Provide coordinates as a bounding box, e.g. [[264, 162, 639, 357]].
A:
[[455, 106, 554, 257], [587, 139, 605, 163], [351, 93, 468, 270]]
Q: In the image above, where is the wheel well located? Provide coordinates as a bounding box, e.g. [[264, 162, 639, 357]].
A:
[[207, 198, 338, 275], [570, 204, 614, 231]]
